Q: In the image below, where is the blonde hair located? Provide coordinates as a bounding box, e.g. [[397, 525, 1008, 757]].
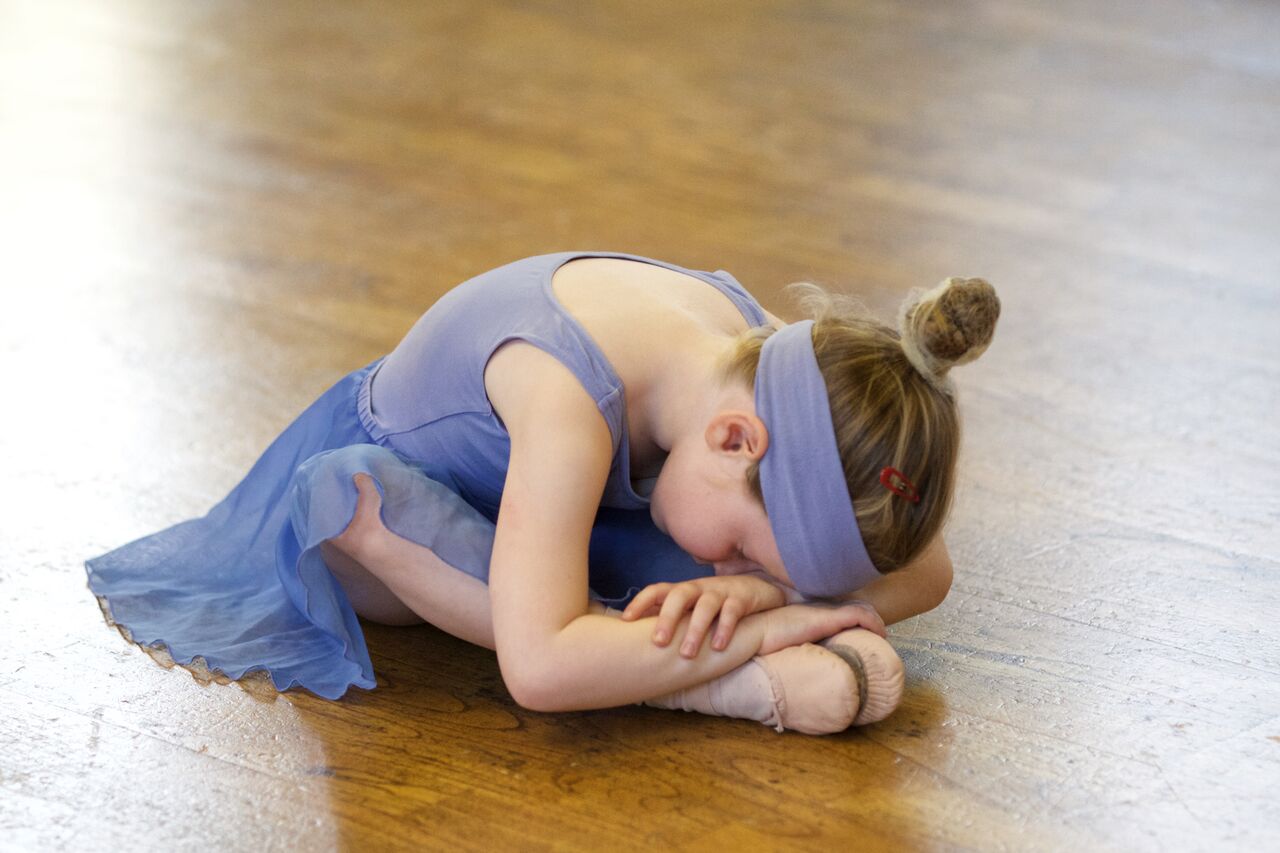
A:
[[718, 276, 1001, 573]]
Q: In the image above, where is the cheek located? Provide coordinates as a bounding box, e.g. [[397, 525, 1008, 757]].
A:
[[652, 488, 716, 555], [649, 461, 732, 558], [666, 512, 713, 555], [650, 464, 693, 527]]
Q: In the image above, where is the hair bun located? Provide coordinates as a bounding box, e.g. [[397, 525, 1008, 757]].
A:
[[897, 276, 1001, 392]]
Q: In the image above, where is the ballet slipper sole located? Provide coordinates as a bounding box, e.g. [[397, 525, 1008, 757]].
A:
[[820, 628, 905, 726]]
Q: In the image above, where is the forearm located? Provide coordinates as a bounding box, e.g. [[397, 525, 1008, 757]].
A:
[[843, 571, 945, 625], [500, 609, 771, 712], [840, 534, 954, 625]]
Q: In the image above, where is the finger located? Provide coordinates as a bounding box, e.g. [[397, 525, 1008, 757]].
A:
[[864, 611, 888, 638], [711, 599, 745, 650], [850, 603, 887, 638], [842, 605, 887, 639], [680, 594, 724, 658], [653, 586, 697, 645], [620, 604, 658, 621], [623, 584, 669, 619], [621, 584, 670, 620]]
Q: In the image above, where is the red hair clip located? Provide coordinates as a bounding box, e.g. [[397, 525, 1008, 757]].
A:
[[880, 467, 921, 504]]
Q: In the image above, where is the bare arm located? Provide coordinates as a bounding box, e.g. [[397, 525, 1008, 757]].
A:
[[837, 532, 953, 625]]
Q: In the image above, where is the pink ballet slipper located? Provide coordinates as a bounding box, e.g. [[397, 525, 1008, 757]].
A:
[[641, 628, 904, 735], [819, 627, 905, 726]]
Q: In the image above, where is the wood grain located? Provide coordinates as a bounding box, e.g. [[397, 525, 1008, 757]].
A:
[[1, 0, 1276, 849]]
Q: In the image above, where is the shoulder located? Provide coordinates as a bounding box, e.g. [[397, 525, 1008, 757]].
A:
[[553, 257, 753, 334], [484, 340, 613, 475]]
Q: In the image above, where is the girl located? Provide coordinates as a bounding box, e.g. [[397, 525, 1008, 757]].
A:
[[86, 251, 999, 735]]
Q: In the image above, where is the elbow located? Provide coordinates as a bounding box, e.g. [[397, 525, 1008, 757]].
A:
[[928, 554, 954, 610], [498, 651, 572, 713], [505, 675, 562, 713]]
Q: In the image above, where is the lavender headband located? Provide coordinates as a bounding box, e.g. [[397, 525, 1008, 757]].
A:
[[754, 320, 881, 597]]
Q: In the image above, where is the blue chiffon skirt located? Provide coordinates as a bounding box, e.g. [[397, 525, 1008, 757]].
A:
[[85, 360, 708, 700]]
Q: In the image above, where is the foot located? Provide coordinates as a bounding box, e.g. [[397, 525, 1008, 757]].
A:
[[819, 628, 905, 726], [642, 629, 904, 734]]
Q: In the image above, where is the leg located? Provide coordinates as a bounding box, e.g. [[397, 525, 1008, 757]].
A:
[[319, 540, 424, 627], [327, 473, 497, 649], [596, 599, 905, 734], [642, 634, 904, 734]]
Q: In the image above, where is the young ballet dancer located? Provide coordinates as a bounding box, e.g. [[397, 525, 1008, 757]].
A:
[[85, 251, 999, 735]]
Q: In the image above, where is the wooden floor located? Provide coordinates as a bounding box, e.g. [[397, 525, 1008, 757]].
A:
[[2, 0, 1277, 849]]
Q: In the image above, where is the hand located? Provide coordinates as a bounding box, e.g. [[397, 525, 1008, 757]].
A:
[[620, 575, 788, 658], [757, 600, 887, 656], [821, 597, 885, 639]]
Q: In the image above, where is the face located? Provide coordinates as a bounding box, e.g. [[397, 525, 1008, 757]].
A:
[[649, 412, 794, 588]]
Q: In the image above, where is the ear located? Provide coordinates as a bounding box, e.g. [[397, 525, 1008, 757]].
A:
[[705, 411, 769, 462]]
